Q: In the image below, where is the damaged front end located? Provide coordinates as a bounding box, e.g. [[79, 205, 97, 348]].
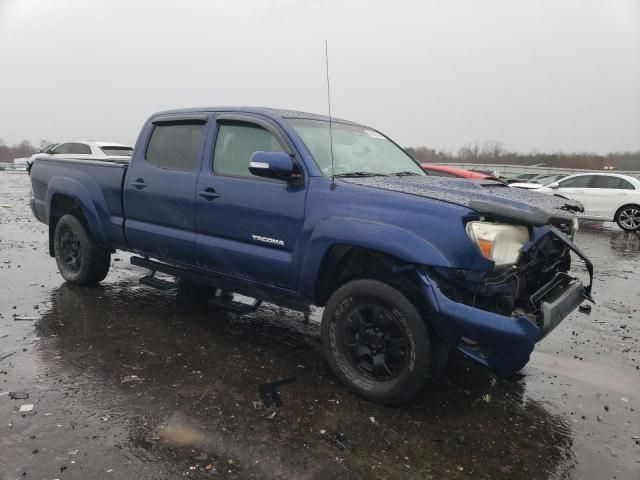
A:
[[418, 223, 593, 377]]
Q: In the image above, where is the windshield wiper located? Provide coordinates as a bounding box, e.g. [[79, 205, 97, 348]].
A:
[[390, 171, 421, 176], [334, 171, 387, 178]]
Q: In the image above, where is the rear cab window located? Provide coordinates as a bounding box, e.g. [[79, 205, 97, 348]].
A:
[[145, 122, 205, 170]]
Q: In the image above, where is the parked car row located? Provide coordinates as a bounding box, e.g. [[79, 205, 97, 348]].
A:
[[418, 164, 640, 232]]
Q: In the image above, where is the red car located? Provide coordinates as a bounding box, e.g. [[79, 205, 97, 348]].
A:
[[421, 164, 493, 179]]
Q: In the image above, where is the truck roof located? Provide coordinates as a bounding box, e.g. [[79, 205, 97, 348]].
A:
[[151, 106, 360, 126]]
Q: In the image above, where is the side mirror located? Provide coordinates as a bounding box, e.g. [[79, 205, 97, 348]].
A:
[[548, 182, 560, 189], [249, 151, 298, 182]]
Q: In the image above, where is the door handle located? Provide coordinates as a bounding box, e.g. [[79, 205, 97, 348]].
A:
[[198, 188, 220, 200], [131, 179, 147, 189]]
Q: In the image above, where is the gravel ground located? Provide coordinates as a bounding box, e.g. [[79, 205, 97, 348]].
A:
[[1, 171, 638, 479]]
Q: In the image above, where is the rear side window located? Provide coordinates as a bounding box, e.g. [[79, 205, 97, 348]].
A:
[[70, 143, 91, 154], [146, 122, 205, 170], [591, 176, 635, 190], [213, 123, 284, 178], [559, 175, 593, 188]]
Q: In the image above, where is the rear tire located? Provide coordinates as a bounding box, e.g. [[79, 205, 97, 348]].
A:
[[321, 279, 432, 405], [615, 205, 640, 231], [54, 214, 110, 285]]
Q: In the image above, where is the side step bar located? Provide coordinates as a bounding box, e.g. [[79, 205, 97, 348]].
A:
[[139, 274, 176, 291], [130, 256, 310, 313]]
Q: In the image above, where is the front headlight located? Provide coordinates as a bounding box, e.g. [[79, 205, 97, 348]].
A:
[[466, 221, 529, 267]]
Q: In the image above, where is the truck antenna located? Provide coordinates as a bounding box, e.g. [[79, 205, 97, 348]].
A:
[[324, 40, 336, 188]]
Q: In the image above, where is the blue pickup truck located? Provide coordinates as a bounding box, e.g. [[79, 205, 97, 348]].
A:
[[29, 107, 593, 404]]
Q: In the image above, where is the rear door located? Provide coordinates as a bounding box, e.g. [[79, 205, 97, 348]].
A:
[[589, 175, 637, 219], [124, 116, 209, 265], [194, 114, 307, 291]]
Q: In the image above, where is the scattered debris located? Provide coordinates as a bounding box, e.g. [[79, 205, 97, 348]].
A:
[[258, 378, 296, 408], [267, 411, 277, 419], [369, 416, 378, 425], [9, 391, 29, 400], [121, 374, 143, 384], [482, 394, 492, 403], [320, 429, 352, 452], [0, 351, 17, 362], [19, 404, 34, 412], [578, 304, 592, 314]]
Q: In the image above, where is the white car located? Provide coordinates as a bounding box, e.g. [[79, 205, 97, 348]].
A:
[[34, 141, 133, 161], [534, 173, 640, 231]]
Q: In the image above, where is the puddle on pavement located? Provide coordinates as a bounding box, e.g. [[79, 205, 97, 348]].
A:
[[530, 351, 639, 396], [6, 282, 576, 479]]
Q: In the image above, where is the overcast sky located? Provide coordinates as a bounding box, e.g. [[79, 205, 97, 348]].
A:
[[0, 0, 638, 153]]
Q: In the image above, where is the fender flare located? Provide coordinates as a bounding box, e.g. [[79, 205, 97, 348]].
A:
[[46, 176, 109, 247], [300, 217, 453, 300]]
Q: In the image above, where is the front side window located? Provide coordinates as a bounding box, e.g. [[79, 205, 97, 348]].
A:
[[51, 143, 73, 155], [146, 122, 205, 170], [591, 175, 635, 190], [213, 122, 284, 178], [289, 119, 425, 177], [70, 143, 91, 154], [559, 175, 593, 188]]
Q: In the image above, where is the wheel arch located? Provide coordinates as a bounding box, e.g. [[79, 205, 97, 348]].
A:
[[614, 203, 640, 230], [47, 179, 107, 256], [301, 218, 453, 305]]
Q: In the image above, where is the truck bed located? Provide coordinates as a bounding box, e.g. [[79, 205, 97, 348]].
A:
[[30, 158, 129, 250]]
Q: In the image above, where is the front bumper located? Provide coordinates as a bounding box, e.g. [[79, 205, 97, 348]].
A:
[[418, 227, 593, 377]]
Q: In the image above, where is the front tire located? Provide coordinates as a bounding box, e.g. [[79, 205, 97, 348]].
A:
[[54, 214, 110, 285], [615, 205, 640, 231], [321, 279, 432, 405]]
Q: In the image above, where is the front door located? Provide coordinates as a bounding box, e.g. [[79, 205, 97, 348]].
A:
[[555, 174, 596, 216], [124, 118, 208, 265], [194, 115, 307, 291]]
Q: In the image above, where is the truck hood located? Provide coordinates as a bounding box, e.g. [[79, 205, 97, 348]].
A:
[[340, 176, 583, 227]]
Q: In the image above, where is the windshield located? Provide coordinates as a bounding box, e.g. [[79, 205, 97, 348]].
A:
[[100, 146, 133, 156], [288, 119, 425, 177]]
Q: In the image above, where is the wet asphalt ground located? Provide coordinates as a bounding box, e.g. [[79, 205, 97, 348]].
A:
[[0, 171, 638, 480]]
